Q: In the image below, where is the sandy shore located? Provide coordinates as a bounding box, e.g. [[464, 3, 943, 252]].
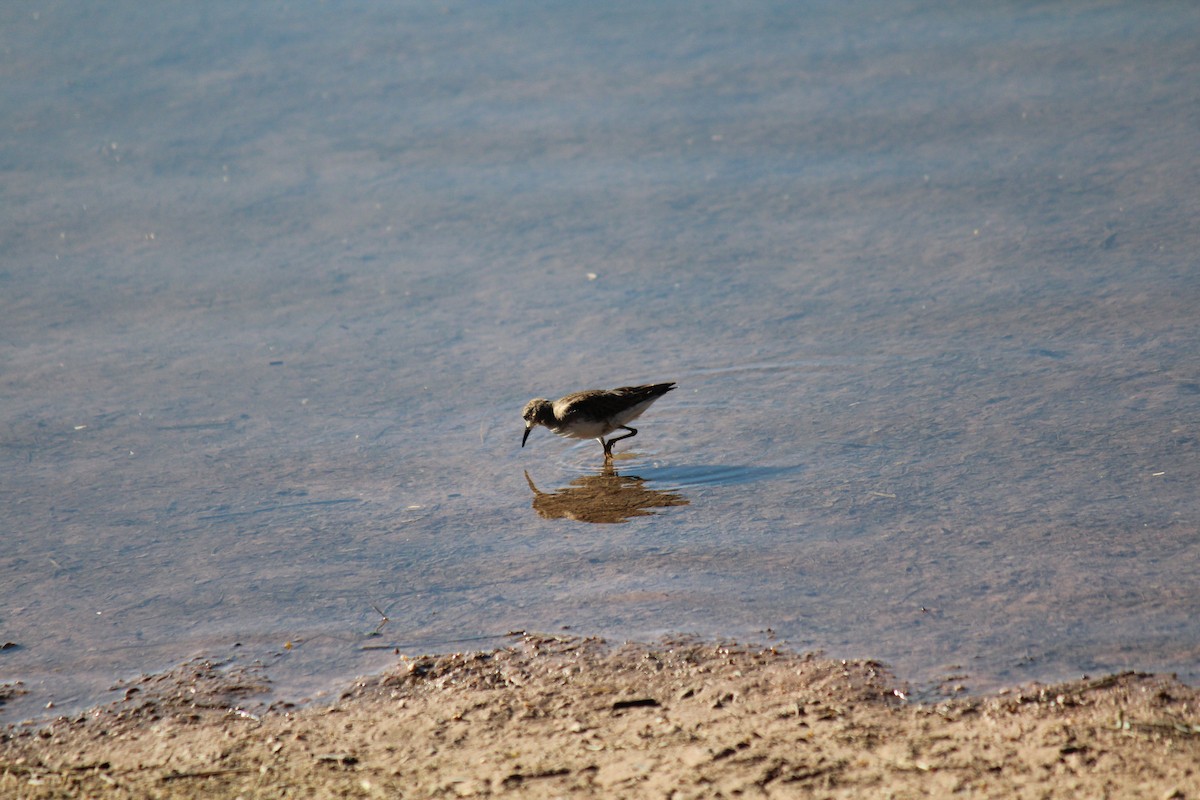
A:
[[2, 635, 1197, 798]]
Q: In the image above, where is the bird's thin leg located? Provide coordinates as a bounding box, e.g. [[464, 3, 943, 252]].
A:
[[599, 437, 614, 459], [606, 426, 638, 449]]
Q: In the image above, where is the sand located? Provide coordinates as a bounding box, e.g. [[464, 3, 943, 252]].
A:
[[2, 635, 1197, 798]]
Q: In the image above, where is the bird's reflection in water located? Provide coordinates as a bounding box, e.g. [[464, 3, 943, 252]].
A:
[[524, 463, 689, 523]]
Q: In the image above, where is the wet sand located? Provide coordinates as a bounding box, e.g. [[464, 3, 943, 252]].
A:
[[3, 636, 1197, 798]]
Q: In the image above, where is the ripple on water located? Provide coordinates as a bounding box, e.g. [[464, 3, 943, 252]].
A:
[[637, 463, 805, 489]]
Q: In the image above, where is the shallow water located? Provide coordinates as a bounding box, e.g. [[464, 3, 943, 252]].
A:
[[2, 1, 1199, 721]]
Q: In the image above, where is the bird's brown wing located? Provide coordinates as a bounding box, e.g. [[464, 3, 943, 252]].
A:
[[556, 389, 625, 423], [557, 383, 675, 424], [612, 382, 676, 402]]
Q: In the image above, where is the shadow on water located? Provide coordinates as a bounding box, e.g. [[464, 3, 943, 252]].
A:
[[637, 463, 805, 489], [524, 465, 689, 523]]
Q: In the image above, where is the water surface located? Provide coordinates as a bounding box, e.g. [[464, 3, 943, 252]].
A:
[[2, 1, 1198, 721]]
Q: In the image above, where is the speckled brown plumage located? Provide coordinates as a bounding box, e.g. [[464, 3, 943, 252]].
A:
[[521, 382, 676, 459]]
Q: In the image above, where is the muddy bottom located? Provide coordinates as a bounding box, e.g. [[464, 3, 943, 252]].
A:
[[3, 635, 1198, 799]]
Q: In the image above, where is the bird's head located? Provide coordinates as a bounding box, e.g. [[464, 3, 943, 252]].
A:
[[521, 398, 552, 447]]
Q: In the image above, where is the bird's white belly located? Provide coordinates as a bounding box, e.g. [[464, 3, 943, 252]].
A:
[[610, 397, 657, 426], [550, 418, 614, 439]]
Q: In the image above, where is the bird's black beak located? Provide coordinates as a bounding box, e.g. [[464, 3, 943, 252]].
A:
[[521, 425, 532, 447]]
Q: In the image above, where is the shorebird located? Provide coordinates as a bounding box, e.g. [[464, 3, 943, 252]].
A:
[[521, 382, 676, 459]]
